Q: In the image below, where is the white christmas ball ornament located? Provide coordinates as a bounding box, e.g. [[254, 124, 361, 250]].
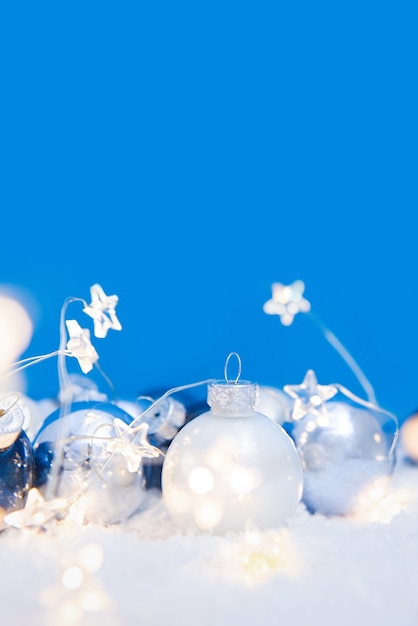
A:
[[162, 379, 303, 534], [284, 370, 399, 517], [257, 385, 293, 425]]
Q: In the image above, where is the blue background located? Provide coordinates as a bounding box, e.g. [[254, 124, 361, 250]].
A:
[[1, 2, 417, 423]]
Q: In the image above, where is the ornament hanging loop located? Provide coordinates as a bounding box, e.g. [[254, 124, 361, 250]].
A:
[[224, 352, 242, 384]]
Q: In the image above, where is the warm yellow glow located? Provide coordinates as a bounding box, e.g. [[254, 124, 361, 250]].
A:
[[241, 550, 283, 580], [0, 293, 33, 367], [67, 498, 89, 526], [205, 435, 236, 468], [58, 601, 82, 625], [401, 414, 418, 461], [193, 497, 223, 529], [33, 512, 46, 525], [77, 543, 104, 574], [244, 522, 261, 547], [353, 478, 411, 524], [80, 589, 108, 612], [62, 566, 84, 590], [238, 528, 296, 586], [188, 467, 214, 495], [166, 488, 191, 514], [228, 467, 262, 496]]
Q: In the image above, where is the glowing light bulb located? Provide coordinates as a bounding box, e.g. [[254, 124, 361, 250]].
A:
[[62, 566, 84, 590], [400, 412, 418, 462]]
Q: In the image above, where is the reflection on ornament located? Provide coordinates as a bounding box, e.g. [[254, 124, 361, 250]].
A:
[[284, 370, 398, 516], [400, 412, 418, 462], [82, 283, 122, 339], [136, 397, 187, 445], [263, 280, 311, 326], [0, 393, 35, 513], [162, 354, 303, 534]]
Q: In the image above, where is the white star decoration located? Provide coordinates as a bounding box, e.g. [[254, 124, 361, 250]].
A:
[[83, 283, 122, 339], [3, 488, 69, 529], [110, 419, 161, 472], [263, 280, 311, 326], [283, 369, 338, 421], [94, 419, 162, 474], [66, 319, 99, 374]]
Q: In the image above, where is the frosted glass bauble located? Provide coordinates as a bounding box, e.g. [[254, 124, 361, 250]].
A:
[[162, 380, 303, 534], [257, 386, 293, 425], [33, 401, 148, 525], [291, 400, 396, 516]]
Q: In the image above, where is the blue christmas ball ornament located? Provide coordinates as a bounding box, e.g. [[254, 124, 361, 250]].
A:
[[0, 396, 35, 514], [32, 400, 135, 462], [118, 396, 187, 490], [33, 441, 55, 488]]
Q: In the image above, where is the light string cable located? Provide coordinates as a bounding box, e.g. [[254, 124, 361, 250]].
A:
[[42, 377, 217, 514], [128, 377, 217, 431], [0, 300, 88, 382], [44, 297, 87, 501], [45, 297, 115, 499], [307, 310, 378, 406], [77, 355, 233, 495], [263, 281, 378, 405], [0, 351, 71, 378], [334, 382, 399, 458]]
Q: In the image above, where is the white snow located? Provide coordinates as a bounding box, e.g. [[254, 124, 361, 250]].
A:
[[1, 441, 418, 626]]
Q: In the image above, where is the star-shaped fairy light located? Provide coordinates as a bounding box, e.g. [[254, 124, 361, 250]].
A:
[[3, 488, 69, 529], [66, 320, 99, 374], [263, 280, 311, 326], [283, 369, 338, 421], [83, 283, 122, 339], [111, 419, 162, 472], [92, 419, 162, 475]]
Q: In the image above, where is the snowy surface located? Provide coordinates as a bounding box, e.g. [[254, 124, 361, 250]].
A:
[[1, 443, 418, 626]]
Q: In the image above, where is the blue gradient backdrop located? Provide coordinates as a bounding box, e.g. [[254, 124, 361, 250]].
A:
[[1, 2, 417, 423]]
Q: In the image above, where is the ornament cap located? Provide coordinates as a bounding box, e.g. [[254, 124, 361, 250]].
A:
[[207, 380, 259, 415], [0, 394, 24, 450]]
